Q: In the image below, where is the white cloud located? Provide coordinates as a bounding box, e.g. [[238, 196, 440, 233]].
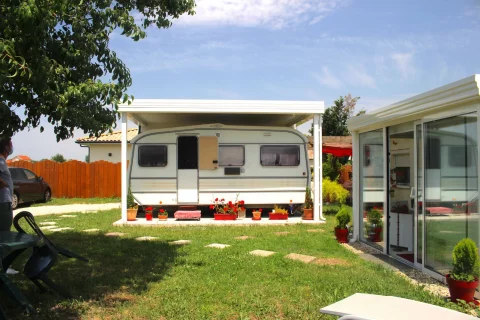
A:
[[391, 52, 415, 79], [177, 0, 347, 29], [346, 65, 376, 89], [312, 67, 342, 89]]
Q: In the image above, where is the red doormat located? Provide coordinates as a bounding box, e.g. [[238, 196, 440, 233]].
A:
[[397, 253, 414, 263]]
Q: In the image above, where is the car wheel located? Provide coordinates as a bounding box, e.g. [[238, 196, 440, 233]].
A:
[[12, 193, 19, 210], [43, 189, 51, 203]]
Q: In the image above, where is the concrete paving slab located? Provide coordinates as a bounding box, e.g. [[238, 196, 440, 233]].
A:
[[250, 250, 276, 257], [135, 236, 159, 241], [105, 232, 126, 237], [40, 222, 56, 226], [169, 240, 192, 245], [49, 227, 74, 232], [83, 229, 101, 233], [275, 231, 291, 235], [205, 243, 230, 249], [59, 215, 77, 218], [40, 226, 58, 230], [285, 253, 317, 264], [235, 236, 254, 240]]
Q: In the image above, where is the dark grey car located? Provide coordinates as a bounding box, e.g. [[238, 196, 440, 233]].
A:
[[8, 167, 52, 209]]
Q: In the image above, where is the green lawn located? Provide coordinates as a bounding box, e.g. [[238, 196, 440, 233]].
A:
[[31, 197, 120, 207], [3, 210, 473, 319]]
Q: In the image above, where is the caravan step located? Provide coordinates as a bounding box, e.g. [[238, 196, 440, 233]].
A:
[[174, 210, 201, 220]]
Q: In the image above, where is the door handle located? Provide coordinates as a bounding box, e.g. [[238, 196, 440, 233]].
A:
[[212, 160, 218, 164]]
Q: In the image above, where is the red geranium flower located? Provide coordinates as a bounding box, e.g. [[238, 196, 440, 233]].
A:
[[221, 198, 225, 202], [145, 206, 153, 211], [160, 209, 165, 213], [209, 205, 214, 210], [259, 208, 263, 212], [215, 198, 218, 201]]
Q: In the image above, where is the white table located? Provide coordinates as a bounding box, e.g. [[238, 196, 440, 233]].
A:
[[320, 293, 476, 320]]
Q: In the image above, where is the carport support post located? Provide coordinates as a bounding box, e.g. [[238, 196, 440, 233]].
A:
[[313, 113, 325, 221], [121, 112, 128, 222]]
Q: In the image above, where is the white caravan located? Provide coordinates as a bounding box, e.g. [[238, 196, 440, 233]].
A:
[[128, 123, 310, 207]]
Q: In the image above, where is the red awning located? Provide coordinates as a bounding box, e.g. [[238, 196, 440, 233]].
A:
[[323, 145, 352, 157]]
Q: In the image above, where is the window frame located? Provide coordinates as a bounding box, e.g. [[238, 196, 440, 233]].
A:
[[138, 145, 168, 168], [23, 169, 37, 181], [260, 145, 301, 167], [218, 145, 245, 167]]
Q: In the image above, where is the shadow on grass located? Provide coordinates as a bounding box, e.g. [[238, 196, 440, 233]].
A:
[[2, 232, 180, 319]]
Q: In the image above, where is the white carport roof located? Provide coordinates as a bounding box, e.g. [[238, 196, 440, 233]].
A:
[[118, 99, 324, 127]]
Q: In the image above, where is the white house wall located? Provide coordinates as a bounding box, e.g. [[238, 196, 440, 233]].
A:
[[89, 144, 132, 163]]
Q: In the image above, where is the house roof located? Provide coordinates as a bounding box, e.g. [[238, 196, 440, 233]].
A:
[[348, 74, 480, 132], [7, 155, 32, 163], [75, 128, 139, 144], [307, 136, 352, 159], [118, 99, 324, 128]]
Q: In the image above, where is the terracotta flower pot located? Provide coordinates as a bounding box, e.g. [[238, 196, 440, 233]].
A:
[[127, 208, 137, 221], [214, 213, 237, 220], [269, 213, 288, 220], [302, 208, 313, 220], [252, 211, 262, 220], [158, 215, 168, 221], [335, 227, 349, 243], [446, 274, 479, 304]]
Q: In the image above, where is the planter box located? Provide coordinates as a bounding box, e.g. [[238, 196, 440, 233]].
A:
[[269, 213, 288, 220], [214, 213, 237, 220]]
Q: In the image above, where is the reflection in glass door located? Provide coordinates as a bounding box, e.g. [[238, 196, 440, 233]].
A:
[[415, 123, 423, 266]]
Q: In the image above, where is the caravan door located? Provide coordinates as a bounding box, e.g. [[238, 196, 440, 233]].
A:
[[177, 136, 199, 203]]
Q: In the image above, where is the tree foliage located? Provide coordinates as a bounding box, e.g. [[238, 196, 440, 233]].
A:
[[1, 0, 195, 140], [51, 153, 66, 163], [310, 93, 361, 136]]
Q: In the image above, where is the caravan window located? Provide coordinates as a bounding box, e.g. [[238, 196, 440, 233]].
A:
[[260, 145, 300, 166], [219, 146, 245, 166], [449, 146, 473, 167], [138, 145, 168, 167]]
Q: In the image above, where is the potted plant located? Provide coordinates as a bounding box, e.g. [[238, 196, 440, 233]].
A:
[[446, 238, 480, 304], [366, 209, 383, 242], [145, 206, 153, 221], [334, 207, 351, 243], [158, 201, 168, 221], [269, 205, 288, 220], [252, 208, 262, 220], [127, 187, 138, 221], [210, 197, 244, 220], [302, 187, 313, 220]]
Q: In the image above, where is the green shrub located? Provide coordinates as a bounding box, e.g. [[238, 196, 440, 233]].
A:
[[304, 186, 313, 209], [367, 209, 383, 228], [451, 238, 480, 282], [323, 178, 349, 204], [323, 203, 341, 215], [335, 207, 351, 229], [323, 154, 341, 181], [127, 187, 136, 209]]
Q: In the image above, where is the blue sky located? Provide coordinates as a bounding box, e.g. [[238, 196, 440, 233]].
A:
[[11, 0, 480, 161]]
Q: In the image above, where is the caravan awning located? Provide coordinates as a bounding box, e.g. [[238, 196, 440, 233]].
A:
[[118, 99, 323, 128]]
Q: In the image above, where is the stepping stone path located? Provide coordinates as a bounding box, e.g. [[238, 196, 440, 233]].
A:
[[205, 243, 230, 249], [235, 236, 254, 240], [40, 226, 58, 230], [83, 229, 101, 233], [105, 232, 125, 237], [274, 231, 291, 236], [169, 240, 191, 245], [307, 229, 324, 233], [40, 222, 56, 226], [312, 258, 350, 266], [50, 227, 74, 232], [250, 250, 276, 257], [135, 236, 159, 241], [59, 215, 77, 218], [285, 253, 317, 264]]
